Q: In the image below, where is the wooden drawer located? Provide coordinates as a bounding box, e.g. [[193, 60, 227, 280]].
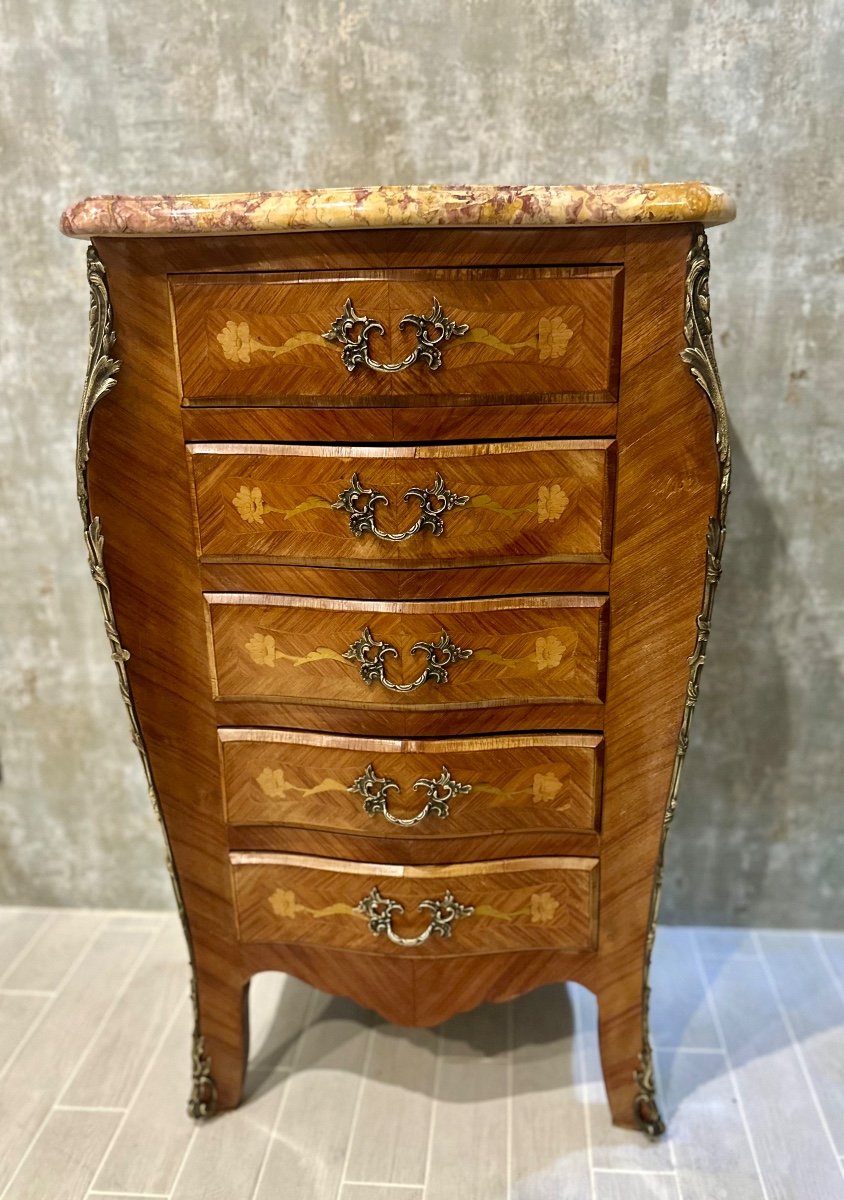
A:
[[230, 852, 598, 956], [187, 439, 614, 567], [171, 267, 622, 405], [205, 593, 608, 709], [220, 729, 603, 836]]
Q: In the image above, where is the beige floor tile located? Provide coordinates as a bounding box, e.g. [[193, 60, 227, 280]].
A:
[[171, 1070, 284, 1199], [0, 925, 151, 1194], [92, 998, 194, 1196], [62, 917, 189, 1108], [2, 911, 106, 992], [593, 1170, 679, 1199], [658, 1048, 765, 1199], [759, 930, 844, 1155], [253, 994, 374, 1200], [248, 969, 316, 1075], [426, 1006, 509, 1200], [3, 1108, 120, 1200], [0, 991, 49, 1071], [340, 1187, 424, 1199], [0, 910, 52, 985], [701, 950, 844, 1199], [343, 1023, 437, 1187], [510, 983, 590, 1199]]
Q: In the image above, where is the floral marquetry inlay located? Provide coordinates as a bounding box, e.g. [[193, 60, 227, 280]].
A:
[[537, 484, 569, 523], [532, 772, 564, 803], [217, 319, 325, 364], [231, 485, 331, 526], [535, 635, 565, 671], [244, 632, 345, 669]]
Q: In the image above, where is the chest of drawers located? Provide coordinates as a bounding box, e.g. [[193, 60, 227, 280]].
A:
[[62, 182, 735, 1137]]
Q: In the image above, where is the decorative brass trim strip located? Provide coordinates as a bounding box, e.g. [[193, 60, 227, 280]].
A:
[[634, 231, 731, 1137], [76, 246, 216, 1119]]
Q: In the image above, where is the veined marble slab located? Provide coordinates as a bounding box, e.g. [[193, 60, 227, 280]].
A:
[[61, 182, 735, 238]]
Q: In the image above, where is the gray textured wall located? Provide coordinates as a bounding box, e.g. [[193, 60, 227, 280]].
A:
[[1, 0, 842, 925]]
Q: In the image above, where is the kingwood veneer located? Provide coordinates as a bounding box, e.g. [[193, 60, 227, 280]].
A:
[[62, 182, 735, 1137]]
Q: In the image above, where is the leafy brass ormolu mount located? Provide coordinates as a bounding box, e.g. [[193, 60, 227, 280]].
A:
[[633, 232, 732, 1138], [76, 247, 216, 1119]]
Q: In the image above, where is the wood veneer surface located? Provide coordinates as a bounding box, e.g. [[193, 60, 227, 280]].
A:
[[82, 221, 724, 1133]]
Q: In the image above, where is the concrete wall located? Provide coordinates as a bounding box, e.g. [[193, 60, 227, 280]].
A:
[[1, 0, 841, 924]]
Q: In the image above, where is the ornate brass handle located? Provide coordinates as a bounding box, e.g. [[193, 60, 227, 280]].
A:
[[322, 296, 469, 373], [342, 626, 472, 693], [356, 886, 474, 947], [331, 472, 469, 541], [349, 764, 472, 827]]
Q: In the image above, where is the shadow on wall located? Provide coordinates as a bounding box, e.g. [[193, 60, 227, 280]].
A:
[[665, 427, 844, 926]]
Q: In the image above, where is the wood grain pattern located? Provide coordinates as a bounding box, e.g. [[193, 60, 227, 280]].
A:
[[206, 593, 608, 708], [171, 267, 621, 403], [230, 852, 599, 958], [187, 439, 614, 567], [82, 221, 726, 1132], [219, 728, 603, 837]]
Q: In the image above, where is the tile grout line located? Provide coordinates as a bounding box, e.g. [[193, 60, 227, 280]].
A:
[[2, 925, 163, 1200], [247, 985, 321, 1200], [0, 913, 107, 1088], [165, 1125, 198, 1200], [592, 1167, 680, 1175], [690, 929, 772, 1200], [752, 930, 844, 1179], [420, 1026, 444, 1200], [55, 1105, 125, 1114], [0, 911, 57, 989], [571, 986, 597, 1200], [0, 989, 56, 998], [85, 992, 192, 1200], [336, 1021, 376, 1198]]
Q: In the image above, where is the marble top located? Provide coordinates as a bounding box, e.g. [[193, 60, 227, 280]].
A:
[[60, 183, 735, 238]]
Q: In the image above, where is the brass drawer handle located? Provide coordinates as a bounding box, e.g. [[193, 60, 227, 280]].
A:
[[332, 471, 469, 541], [349, 763, 472, 827], [342, 626, 472, 693], [357, 886, 474, 947], [322, 296, 469, 374]]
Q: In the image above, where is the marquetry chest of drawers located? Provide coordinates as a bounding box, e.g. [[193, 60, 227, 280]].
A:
[[62, 182, 735, 1136]]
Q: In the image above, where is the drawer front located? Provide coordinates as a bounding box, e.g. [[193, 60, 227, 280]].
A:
[[220, 729, 603, 836], [206, 594, 608, 709], [231, 853, 598, 956], [172, 268, 621, 404], [188, 440, 614, 566]]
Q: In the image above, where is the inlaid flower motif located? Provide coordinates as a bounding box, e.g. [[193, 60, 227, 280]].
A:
[[535, 635, 564, 671], [537, 483, 568, 523], [269, 888, 299, 919], [246, 632, 278, 667], [532, 772, 562, 802], [257, 767, 288, 798], [217, 319, 252, 363], [530, 892, 560, 924], [232, 485, 267, 524], [537, 315, 574, 361]]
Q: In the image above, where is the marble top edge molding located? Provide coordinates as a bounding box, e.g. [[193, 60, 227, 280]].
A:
[[60, 182, 736, 238]]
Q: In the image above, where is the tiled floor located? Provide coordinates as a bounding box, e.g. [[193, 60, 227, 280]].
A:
[[0, 910, 842, 1199]]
